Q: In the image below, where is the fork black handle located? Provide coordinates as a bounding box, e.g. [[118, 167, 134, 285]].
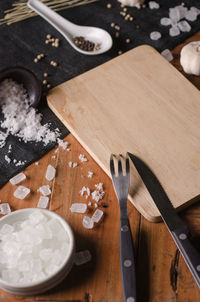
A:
[[120, 217, 137, 302]]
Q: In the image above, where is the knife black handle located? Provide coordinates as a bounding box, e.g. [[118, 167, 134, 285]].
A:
[[120, 217, 137, 302], [172, 226, 200, 288]]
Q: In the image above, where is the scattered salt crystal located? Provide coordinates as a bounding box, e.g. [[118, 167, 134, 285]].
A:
[[0, 131, 7, 148], [83, 216, 94, 229], [8, 145, 12, 153], [95, 183, 103, 191], [161, 49, 174, 62], [15, 160, 26, 167], [177, 20, 191, 32], [35, 161, 39, 166], [94, 203, 98, 208], [149, 1, 159, 9], [79, 154, 87, 162], [45, 164, 56, 181], [0, 203, 11, 215], [88, 171, 93, 178], [185, 9, 198, 21], [57, 138, 69, 150], [73, 162, 78, 168], [91, 190, 104, 202], [68, 161, 73, 167], [74, 250, 92, 266], [38, 185, 51, 196], [80, 186, 90, 199], [14, 186, 30, 199], [92, 209, 104, 223], [13, 159, 17, 164], [37, 196, 49, 209], [9, 172, 26, 185], [52, 155, 56, 159], [70, 203, 87, 213], [88, 201, 92, 206], [0, 79, 60, 147], [150, 31, 161, 41], [169, 26, 180, 37], [160, 17, 171, 26], [5, 155, 11, 164]]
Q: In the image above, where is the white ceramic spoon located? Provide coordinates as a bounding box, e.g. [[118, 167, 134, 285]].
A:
[[28, 0, 113, 55]]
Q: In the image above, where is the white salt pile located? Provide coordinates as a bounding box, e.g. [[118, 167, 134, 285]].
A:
[[14, 186, 30, 200], [74, 250, 92, 266], [0, 79, 60, 155], [70, 203, 87, 213], [45, 165, 56, 181], [79, 154, 87, 162], [9, 172, 26, 185], [0, 211, 69, 284]]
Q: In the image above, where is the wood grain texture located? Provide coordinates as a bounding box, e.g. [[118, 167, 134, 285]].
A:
[[0, 32, 200, 302], [47, 45, 200, 222]]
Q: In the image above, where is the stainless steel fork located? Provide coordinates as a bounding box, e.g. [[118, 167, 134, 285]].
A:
[[110, 154, 137, 302]]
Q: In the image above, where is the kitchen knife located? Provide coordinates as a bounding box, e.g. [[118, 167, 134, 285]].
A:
[[128, 152, 200, 289]]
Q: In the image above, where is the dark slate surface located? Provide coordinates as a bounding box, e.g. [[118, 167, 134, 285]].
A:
[[0, 0, 200, 188]]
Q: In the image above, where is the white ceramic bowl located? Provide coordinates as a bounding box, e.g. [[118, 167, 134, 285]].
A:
[[0, 208, 75, 295]]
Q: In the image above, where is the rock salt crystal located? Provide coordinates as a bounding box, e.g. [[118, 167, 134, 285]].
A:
[[92, 209, 104, 223], [95, 183, 103, 191], [149, 1, 159, 9], [91, 190, 104, 202], [45, 165, 56, 181], [150, 31, 161, 41], [57, 138, 69, 150], [82, 216, 94, 229], [70, 203, 87, 213], [74, 250, 92, 266], [37, 196, 49, 209], [14, 186, 30, 199], [38, 185, 51, 196], [160, 17, 171, 26], [169, 26, 180, 37], [9, 172, 26, 185], [177, 20, 191, 32], [88, 171, 93, 178], [80, 186, 90, 199], [79, 154, 87, 162], [161, 49, 174, 62], [0, 203, 11, 215]]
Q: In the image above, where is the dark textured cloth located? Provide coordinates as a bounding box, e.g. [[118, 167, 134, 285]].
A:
[[0, 0, 200, 188]]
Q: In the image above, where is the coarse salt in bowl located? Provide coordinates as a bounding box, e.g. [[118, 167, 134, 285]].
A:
[[0, 208, 75, 295]]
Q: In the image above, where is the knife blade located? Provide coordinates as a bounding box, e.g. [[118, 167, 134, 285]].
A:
[[128, 152, 200, 289]]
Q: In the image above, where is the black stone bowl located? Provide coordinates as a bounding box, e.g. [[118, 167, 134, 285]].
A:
[[0, 67, 42, 107]]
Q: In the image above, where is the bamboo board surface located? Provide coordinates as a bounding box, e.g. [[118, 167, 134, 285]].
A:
[[47, 45, 200, 222]]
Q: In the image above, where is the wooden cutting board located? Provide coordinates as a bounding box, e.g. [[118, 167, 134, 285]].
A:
[[47, 45, 200, 222]]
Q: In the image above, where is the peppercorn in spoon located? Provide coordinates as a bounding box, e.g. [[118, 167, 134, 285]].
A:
[[28, 0, 113, 55]]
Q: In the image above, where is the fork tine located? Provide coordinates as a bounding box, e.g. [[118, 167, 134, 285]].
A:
[[125, 154, 130, 175], [110, 154, 115, 176], [118, 155, 123, 175]]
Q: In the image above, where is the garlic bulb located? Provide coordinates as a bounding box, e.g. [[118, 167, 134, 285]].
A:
[[180, 41, 200, 76], [117, 0, 144, 8]]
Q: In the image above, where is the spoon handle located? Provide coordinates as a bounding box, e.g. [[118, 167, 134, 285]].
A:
[[28, 0, 76, 38]]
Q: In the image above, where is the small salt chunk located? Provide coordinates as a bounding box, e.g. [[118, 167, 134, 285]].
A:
[[149, 1, 159, 9], [45, 164, 56, 181], [88, 201, 92, 206], [5, 155, 11, 164], [38, 185, 51, 196], [83, 216, 94, 229], [169, 26, 180, 37], [80, 186, 90, 199], [79, 154, 87, 162], [74, 250, 92, 265], [57, 138, 69, 150], [160, 17, 171, 26], [177, 20, 191, 32], [35, 161, 39, 165], [150, 31, 161, 41], [73, 162, 78, 168], [52, 155, 56, 159], [94, 203, 98, 208], [68, 161, 73, 167], [161, 49, 174, 62], [14, 186, 30, 199], [92, 209, 104, 223], [70, 203, 87, 213], [37, 196, 49, 209], [169, 7, 181, 22], [185, 10, 197, 21], [0, 203, 11, 215], [9, 172, 26, 185], [88, 171, 93, 178], [95, 183, 103, 191], [91, 190, 104, 202]]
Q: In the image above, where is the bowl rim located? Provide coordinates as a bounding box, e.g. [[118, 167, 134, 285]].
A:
[[0, 208, 75, 289]]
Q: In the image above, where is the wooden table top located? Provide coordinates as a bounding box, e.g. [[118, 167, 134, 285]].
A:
[[1, 32, 200, 302]]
